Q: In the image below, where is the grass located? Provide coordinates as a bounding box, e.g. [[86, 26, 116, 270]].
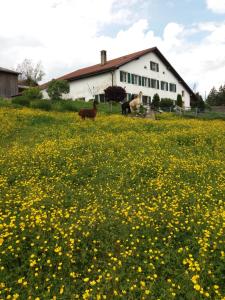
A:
[[0, 107, 224, 299], [1, 98, 121, 115]]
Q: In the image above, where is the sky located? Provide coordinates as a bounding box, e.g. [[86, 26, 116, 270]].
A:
[[1, 0, 225, 96]]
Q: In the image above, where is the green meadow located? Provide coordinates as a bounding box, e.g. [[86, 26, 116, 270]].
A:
[[0, 107, 224, 299]]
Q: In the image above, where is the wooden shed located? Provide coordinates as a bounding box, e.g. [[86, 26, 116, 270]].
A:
[[0, 67, 19, 98]]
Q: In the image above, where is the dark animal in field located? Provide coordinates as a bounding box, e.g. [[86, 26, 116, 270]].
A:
[[121, 101, 131, 115], [78, 101, 97, 120]]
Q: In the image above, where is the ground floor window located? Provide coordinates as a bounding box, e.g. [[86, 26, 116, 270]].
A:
[[126, 93, 132, 101], [142, 96, 151, 105], [95, 94, 105, 103]]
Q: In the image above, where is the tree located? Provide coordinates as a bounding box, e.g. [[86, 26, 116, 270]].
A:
[[22, 87, 43, 100], [47, 79, 70, 100], [152, 93, 160, 109], [176, 94, 183, 107], [206, 87, 218, 106], [104, 86, 126, 103], [191, 92, 205, 111], [104, 86, 126, 112], [16, 59, 45, 86], [217, 85, 225, 105]]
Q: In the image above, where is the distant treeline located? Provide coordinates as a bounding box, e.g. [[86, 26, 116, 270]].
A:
[[206, 85, 225, 106]]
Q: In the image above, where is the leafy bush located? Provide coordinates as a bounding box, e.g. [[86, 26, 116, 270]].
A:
[[22, 87, 43, 100], [176, 94, 183, 107], [104, 86, 126, 103], [160, 98, 174, 108], [152, 93, 160, 108], [30, 100, 52, 111], [47, 79, 70, 100], [12, 96, 30, 107]]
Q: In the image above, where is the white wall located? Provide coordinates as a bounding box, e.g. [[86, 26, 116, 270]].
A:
[[115, 52, 191, 107], [43, 73, 112, 101]]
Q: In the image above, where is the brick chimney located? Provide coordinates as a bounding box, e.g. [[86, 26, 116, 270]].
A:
[[101, 50, 107, 65]]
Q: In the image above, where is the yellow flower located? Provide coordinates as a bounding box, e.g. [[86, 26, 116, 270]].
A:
[[140, 281, 146, 287], [17, 278, 23, 284], [60, 285, 64, 294], [83, 278, 89, 282], [194, 284, 201, 291]]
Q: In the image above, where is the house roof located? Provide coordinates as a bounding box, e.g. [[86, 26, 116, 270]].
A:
[[41, 47, 194, 95], [0, 67, 20, 75]]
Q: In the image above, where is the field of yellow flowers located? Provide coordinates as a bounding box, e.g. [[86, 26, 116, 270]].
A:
[[0, 107, 225, 300]]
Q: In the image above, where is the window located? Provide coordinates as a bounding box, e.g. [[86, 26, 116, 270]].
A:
[[99, 94, 105, 102], [142, 96, 148, 105], [150, 61, 159, 72], [142, 77, 147, 87], [131, 74, 138, 85], [120, 71, 127, 82], [182, 90, 185, 97], [151, 79, 157, 89], [161, 81, 168, 91], [169, 83, 176, 93], [148, 78, 151, 88]]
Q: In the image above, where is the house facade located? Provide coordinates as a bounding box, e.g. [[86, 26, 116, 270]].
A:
[[42, 47, 194, 108], [0, 67, 19, 98]]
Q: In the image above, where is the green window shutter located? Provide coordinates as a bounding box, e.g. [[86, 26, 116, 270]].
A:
[[148, 78, 151, 88], [131, 74, 134, 84], [157, 64, 159, 72], [157, 80, 159, 89], [128, 73, 131, 83], [142, 77, 144, 86], [120, 71, 123, 82], [138, 76, 141, 86]]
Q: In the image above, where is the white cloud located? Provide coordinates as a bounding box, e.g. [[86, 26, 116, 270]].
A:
[[0, 0, 225, 96], [206, 0, 225, 13]]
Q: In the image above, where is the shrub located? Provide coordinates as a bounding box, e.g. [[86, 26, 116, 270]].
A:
[[47, 79, 70, 100], [176, 94, 183, 107], [152, 93, 160, 109], [22, 87, 43, 100], [104, 86, 126, 103], [30, 100, 52, 111], [12, 96, 30, 107], [160, 98, 174, 108]]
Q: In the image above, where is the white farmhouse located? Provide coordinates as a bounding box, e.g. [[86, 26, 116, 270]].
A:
[[42, 47, 194, 107]]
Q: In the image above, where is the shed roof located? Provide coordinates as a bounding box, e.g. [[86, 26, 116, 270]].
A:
[[0, 67, 19, 75]]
